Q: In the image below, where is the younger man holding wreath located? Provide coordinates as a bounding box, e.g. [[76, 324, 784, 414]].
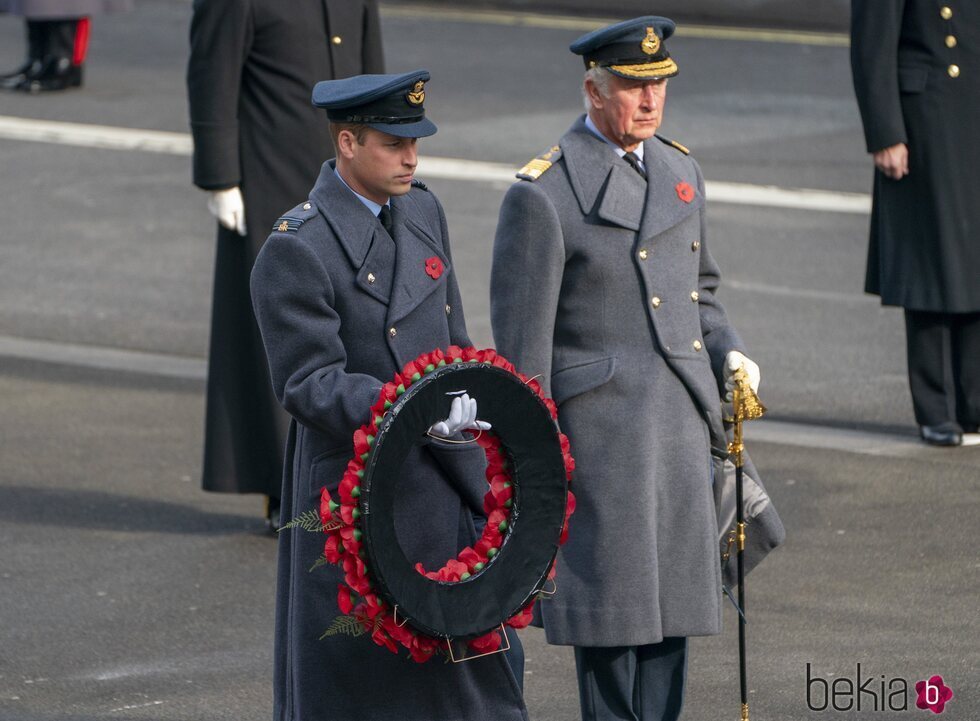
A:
[[250, 71, 528, 721]]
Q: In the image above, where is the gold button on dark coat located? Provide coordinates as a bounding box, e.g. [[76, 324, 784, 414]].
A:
[[638, 249, 648, 260], [367, 272, 376, 284], [946, 35, 957, 48], [303, 202, 311, 210], [650, 296, 661, 308], [693, 340, 702, 351], [445, 304, 451, 315], [332, 35, 343, 45], [948, 64, 960, 77], [692, 240, 700, 251], [389, 327, 396, 337], [690, 291, 699, 302], [940, 5, 953, 19]]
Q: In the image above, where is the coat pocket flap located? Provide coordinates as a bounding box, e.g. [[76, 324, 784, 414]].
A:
[[550, 356, 617, 406], [898, 66, 928, 94]]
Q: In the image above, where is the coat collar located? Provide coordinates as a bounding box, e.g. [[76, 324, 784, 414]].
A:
[[560, 116, 703, 238], [309, 160, 379, 268], [386, 191, 449, 326]]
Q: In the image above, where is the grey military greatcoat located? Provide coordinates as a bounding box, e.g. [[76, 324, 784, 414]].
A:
[[491, 117, 781, 647], [251, 163, 527, 721]]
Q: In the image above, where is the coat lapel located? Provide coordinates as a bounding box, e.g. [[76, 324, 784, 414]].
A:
[[637, 137, 704, 241], [385, 193, 449, 327]]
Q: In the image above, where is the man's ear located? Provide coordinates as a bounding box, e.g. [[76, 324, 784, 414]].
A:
[[584, 77, 603, 110], [336, 129, 357, 160]]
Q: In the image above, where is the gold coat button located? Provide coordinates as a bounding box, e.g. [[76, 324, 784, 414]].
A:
[[638, 249, 648, 260], [332, 35, 343, 45], [692, 240, 701, 251], [948, 64, 960, 78], [303, 202, 311, 210], [650, 296, 661, 309], [693, 340, 703, 351], [445, 304, 451, 315], [946, 35, 957, 48], [367, 272, 376, 284], [389, 327, 397, 337], [690, 291, 699, 302], [940, 6, 952, 19]]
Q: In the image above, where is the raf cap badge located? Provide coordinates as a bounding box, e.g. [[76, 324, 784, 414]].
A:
[[407, 80, 425, 106], [641, 27, 660, 55]]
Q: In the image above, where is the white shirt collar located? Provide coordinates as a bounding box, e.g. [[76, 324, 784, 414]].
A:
[[584, 114, 645, 166], [334, 167, 389, 217]]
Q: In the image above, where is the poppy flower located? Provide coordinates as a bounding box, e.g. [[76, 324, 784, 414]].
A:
[[424, 256, 444, 279], [675, 181, 695, 203], [468, 630, 503, 654]]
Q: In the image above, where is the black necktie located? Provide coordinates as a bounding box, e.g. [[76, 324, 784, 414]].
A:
[[378, 205, 393, 234], [623, 151, 647, 180]]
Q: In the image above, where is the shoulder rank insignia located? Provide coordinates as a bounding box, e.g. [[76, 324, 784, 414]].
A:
[[656, 134, 690, 155], [411, 178, 428, 191], [272, 201, 317, 233], [517, 145, 562, 181]]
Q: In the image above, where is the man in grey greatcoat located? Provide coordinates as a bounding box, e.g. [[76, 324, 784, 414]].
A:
[[850, 0, 980, 447], [491, 17, 781, 721], [251, 70, 527, 721]]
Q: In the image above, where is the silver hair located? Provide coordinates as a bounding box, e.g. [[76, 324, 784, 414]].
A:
[[582, 66, 613, 111]]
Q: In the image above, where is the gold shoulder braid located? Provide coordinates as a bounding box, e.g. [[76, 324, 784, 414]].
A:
[[517, 145, 562, 181], [655, 134, 690, 155]]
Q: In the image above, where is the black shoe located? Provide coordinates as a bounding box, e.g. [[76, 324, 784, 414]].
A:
[[920, 424, 963, 447], [13, 56, 82, 93], [265, 495, 282, 533], [0, 59, 42, 89]]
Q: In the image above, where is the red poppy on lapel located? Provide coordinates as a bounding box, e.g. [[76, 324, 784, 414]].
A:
[[424, 256, 444, 279], [675, 181, 695, 203]]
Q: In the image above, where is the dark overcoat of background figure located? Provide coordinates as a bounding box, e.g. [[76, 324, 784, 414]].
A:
[[851, 0, 980, 445], [186, 0, 385, 508]]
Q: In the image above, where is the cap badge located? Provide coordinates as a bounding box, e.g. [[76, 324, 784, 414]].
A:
[[406, 80, 425, 106], [641, 27, 660, 56]]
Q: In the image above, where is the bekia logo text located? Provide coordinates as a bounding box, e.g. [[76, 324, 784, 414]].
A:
[[806, 664, 954, 714]]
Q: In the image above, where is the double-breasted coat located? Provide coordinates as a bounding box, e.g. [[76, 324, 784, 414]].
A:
[[851, 0, 980, 312], [251, 164, 528, 721], [491, 117, 783, 646], [187, 0, 384, 496]]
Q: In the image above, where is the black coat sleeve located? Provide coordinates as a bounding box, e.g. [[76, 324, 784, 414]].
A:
[[186, 0, 251, 190], [850, 0, 908, 153]]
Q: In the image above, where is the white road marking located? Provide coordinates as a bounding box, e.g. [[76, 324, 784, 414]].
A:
[[380, 4, 850, 46], [0, 115, 871, 214]]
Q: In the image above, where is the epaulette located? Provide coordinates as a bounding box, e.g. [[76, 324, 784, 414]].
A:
[[656, 134, 690, 155], [517, 144, 562, 181], [411, 178, 428, 191], [271, 200, 317, 233]]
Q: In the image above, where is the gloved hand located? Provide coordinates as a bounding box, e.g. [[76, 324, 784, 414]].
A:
[[428, 392, 492, 438], [206, 187, 247, 236], [723, 350, 761, 401]]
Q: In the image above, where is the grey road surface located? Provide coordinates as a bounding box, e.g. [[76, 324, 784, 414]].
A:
[[1, 3, 977, 721]]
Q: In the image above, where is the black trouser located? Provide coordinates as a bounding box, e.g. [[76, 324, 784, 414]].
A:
[[25, 18, 88, 66], [574, 638, 688, 721], [904, 309, 980, 429]]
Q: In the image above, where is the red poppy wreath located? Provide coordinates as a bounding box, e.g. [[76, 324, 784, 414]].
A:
[[290, 347, 576, 663]]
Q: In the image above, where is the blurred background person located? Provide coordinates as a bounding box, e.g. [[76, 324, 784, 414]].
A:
[[0, 0, 130, 92], [187, 0, 384, 529], [851, 1, 980, 447]]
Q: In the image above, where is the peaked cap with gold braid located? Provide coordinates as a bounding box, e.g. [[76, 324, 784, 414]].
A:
[[570, 16, 678, 80]]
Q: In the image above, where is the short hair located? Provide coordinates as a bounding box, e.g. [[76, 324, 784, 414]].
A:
[[329, 122, 370, 149], [582, 66, 614, 111]]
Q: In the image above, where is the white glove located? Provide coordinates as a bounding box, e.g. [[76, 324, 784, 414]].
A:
[[206, 187, 247, 236], [723, 350, 761, 401], [428, 392, 492, 438]]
